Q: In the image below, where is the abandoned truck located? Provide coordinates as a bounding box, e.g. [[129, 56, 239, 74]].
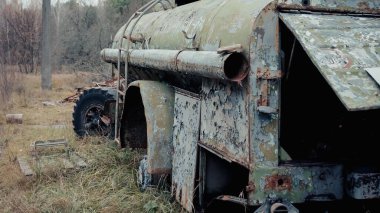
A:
[[72, 0, 380, 212]]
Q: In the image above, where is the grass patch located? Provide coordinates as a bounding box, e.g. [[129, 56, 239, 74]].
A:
[[0, 73, 181, 213]]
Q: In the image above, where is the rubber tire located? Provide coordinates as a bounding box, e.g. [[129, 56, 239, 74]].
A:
[[72, 88, 115, 137]]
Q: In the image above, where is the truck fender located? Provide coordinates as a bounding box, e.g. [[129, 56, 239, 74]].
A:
[[121, 80, 175, 175]]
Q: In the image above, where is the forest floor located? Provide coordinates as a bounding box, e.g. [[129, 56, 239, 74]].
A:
[[0, 72, 180, 213]]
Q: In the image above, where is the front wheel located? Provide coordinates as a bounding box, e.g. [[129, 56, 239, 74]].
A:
[[72, 88, 115, 137]]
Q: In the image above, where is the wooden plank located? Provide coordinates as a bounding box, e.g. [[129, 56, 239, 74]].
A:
[[17, 156, 34, 176], [6, 114, 23, 124]]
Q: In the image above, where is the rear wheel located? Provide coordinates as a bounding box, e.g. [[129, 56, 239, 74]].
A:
[[72, 88, 115, 137]]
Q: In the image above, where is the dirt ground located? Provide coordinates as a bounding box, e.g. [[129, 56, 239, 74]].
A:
[[0, 73, 180, 213]]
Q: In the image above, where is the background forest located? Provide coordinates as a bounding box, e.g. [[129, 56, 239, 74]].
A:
[[0, 1, 181, 212], [0, 0, 149, 74]]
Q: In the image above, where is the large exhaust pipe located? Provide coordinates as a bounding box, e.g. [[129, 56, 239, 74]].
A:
[[101, 48, 249, 82]]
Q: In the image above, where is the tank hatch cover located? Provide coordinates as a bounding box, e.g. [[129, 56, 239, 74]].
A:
[[280, 13, 380, 111]]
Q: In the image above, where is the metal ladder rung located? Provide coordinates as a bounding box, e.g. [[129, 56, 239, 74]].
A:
[[115, 0, 162, 141]]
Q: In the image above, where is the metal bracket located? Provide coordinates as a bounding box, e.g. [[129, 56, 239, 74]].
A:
[[254, 198, 299, 213], [258, 106, 278, 114], [257, 68, 282, 112], [182, 30, 198, 49]]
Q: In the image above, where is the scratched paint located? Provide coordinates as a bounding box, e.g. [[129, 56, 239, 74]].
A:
[[171, 90, 200, 212], [200, 79, 250, 168], [346, 172, 380, 199]]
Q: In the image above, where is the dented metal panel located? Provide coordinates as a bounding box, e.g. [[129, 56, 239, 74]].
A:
[[280, 13, 380, 111], [172, 90, 200, 212], [200, 79, 249, 168]]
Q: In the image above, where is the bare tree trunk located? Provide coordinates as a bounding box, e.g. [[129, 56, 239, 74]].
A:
[[6, 22, 11, 64], [41, 0, 51, 90], [55, 0, 61, 71]]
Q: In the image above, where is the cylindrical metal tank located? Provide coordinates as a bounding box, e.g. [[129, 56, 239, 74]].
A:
[[112, 0, 273, 56]]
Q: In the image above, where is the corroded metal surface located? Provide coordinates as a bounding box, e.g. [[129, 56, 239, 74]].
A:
[[278, 0, 380, 14], [171, 90, 200, 212], [125, 81, 175, 174], [346, 172, 380, 199], [101, 48, 248, 81], [248, 1, 282, 205], [280, 13, 380, 111], [249, 1, 281, 169], [251, 164, 343, 204], [200, 79, 249, 168]]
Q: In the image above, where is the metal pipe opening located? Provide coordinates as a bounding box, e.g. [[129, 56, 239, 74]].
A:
[[223, 52, 249, 82]]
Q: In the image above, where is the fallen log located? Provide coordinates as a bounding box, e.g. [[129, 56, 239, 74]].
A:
[[6, 114, 23, 124]]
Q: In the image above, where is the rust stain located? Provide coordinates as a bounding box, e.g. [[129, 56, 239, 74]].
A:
[[246, 181, 256, 192], [265, 175, 292, 191], [343, 58, 353, 69], [259, 80, 268, 107], [257, 67, 283, 80]]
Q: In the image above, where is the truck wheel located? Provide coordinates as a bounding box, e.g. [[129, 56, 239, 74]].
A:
[[72, 88, 115, 137]]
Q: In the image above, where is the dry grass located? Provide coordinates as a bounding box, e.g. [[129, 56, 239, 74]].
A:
[[0, 72, 180, 213]]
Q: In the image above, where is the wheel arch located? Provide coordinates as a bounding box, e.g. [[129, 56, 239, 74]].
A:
[[121, 80, 175, 175]]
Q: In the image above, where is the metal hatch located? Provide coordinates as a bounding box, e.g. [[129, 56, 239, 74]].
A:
[[280, 13, 380, 111]]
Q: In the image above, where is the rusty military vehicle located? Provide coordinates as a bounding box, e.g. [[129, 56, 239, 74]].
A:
[[71, 0, 380, 212]]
